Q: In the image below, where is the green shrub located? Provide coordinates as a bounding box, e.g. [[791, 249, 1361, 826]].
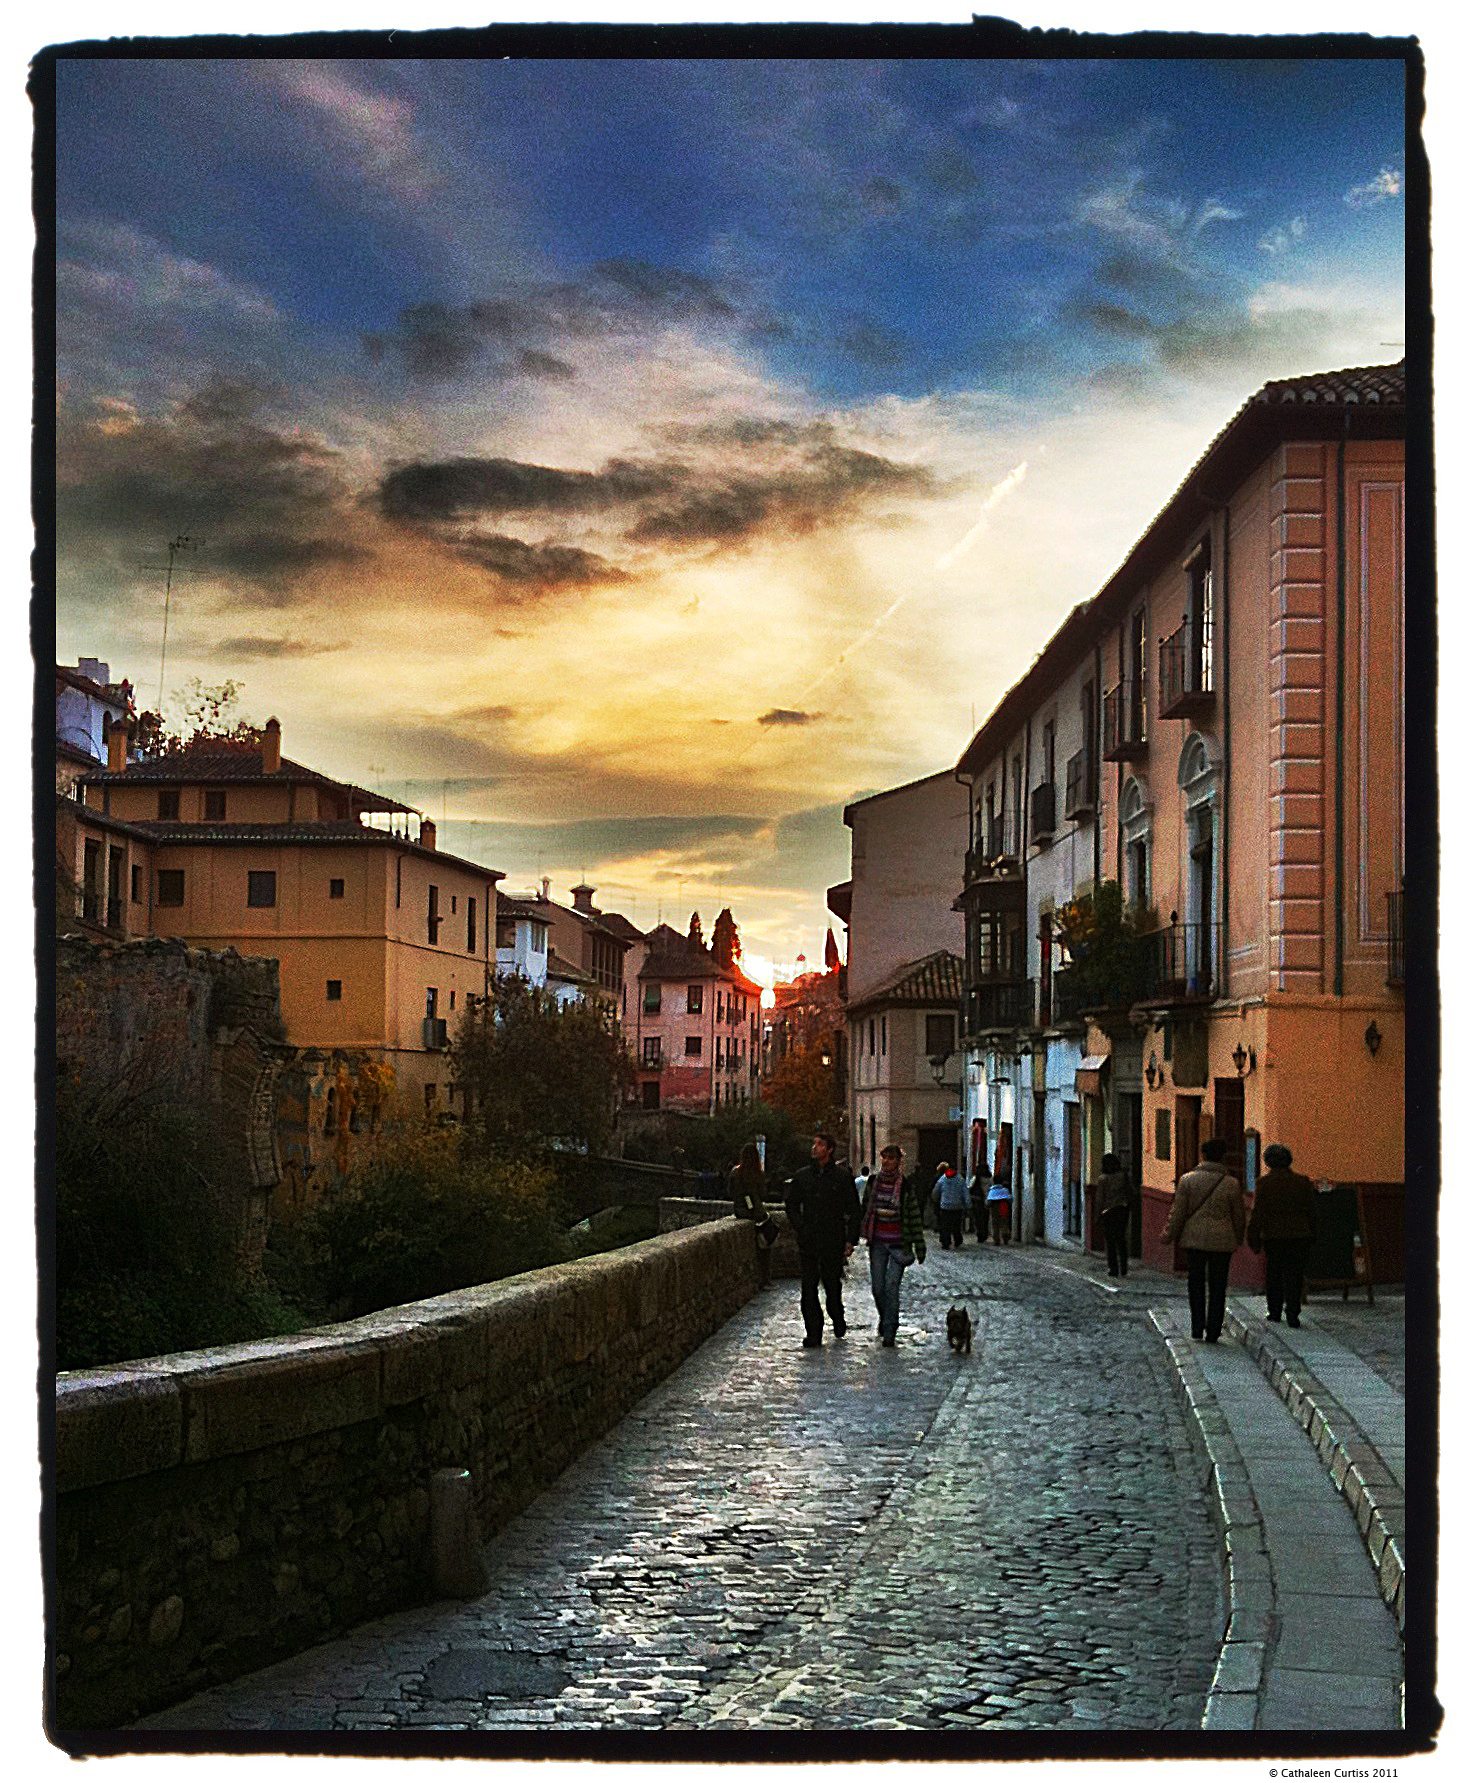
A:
[[296, 1127, 571, 1320], [55, 1088, 301, 1370]]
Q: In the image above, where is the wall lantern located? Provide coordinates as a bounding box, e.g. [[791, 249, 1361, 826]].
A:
[[1144, 1052, 1160, 1090], [929, 1050, 953, 1088], [1231, 1041, 1257, 1077], [1364, 1019, 1383, 1058]]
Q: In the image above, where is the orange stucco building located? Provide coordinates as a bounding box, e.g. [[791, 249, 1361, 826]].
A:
[[79, 720, 503, 1141], [956, 361, 1406, 1285]]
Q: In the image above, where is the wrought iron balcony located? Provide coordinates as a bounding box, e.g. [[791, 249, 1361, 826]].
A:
[[963, 844, 1023, 892], [1101, 684, 1148, 761], [1064, 751, 1096, 822], [962, 979, 1035, 1036], [1136, 918, 1222, 1003], [1159, 620, 1214, 719], [1386, 887, 1404, 987], [1029, 782, 1057, 844]]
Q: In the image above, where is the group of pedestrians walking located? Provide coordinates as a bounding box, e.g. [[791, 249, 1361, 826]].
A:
[[732, 1128, 1322, 1352]]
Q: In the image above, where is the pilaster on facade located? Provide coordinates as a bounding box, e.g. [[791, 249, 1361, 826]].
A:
[[1267, 443, 1330, 993]]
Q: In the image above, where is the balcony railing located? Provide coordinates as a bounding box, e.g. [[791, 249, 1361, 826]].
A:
[[1159, 620, 1214, 719], [1064, 751, 1096, 822], [1029, 782, 1056, 844], [1137, 918, 1222, 1002], [639, 1048, 665, 1072], [1386, 887, 1404, 986], [1101, 684, 1147, 761], [962, 979, 1035, 1036], [963, 844, 1023, 890]]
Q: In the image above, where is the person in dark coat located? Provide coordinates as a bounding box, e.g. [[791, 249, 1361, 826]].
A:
[[784, 1132, 861, 1348], [1247, 1143, 1318, 1328], [1093, 1152, 1134, 1278]]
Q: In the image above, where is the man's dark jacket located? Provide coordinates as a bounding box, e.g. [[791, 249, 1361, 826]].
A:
[[785, 1159, 861, 1255], [1247, 1165, 1318, 1249]]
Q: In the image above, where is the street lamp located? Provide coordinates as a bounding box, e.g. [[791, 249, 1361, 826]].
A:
[[929, 1050, 952, 1089]]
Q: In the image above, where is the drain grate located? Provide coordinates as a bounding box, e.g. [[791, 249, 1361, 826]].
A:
[[424, 1648, 572, 1702]]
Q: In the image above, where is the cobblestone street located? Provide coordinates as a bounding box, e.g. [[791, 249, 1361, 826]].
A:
[[143, 1243, 1227, 1734]]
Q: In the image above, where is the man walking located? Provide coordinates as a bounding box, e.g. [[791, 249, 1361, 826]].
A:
[[1247, 1143, 1318, 1327], [932, 1163, 969, 1249], [784, 1132, 861, 1349], [1162, 1136, 1246, 1343]]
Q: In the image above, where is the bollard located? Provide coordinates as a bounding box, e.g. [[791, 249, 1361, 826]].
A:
[[429, 1467, 490, 1600]]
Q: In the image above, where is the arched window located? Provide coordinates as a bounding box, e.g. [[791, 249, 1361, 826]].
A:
[[1177, 733, 1223, 995], [1119, 776, 1152, 912]]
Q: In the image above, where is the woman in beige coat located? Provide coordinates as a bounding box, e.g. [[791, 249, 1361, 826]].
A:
[[1162, 1136, 1246, 1343]]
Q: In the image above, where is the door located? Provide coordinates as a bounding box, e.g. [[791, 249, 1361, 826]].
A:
[[1115, 1092, 1144, 1258], [1172, 1095, 1201, 1268], [1032, 1091, 1046, 1240], [1213, 1078, 1245, 1166], [1065, 1101, 1083, 1239]]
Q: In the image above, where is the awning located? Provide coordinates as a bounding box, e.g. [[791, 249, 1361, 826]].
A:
[[1075, 1054, 1111, 1096]]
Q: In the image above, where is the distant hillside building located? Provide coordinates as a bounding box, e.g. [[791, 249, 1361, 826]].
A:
[[632, 923, 762, 1113]]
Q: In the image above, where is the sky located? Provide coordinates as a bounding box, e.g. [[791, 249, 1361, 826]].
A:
[[49, 43, 1407, 981]]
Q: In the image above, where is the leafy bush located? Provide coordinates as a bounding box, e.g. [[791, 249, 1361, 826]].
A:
[[295, 1127, 571, 1320], [55, 1083, 301, 1370]]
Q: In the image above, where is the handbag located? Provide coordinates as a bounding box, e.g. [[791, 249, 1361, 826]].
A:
[[756, 1217, 780, 1250]]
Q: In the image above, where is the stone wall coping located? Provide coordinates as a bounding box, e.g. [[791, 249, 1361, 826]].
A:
[[55, 1224, 731, 1493]]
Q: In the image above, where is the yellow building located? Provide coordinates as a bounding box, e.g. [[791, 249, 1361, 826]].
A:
[[82, 719, 503, 1129]]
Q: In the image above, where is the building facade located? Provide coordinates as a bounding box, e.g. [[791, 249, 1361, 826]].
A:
[[956, 360, 1406, 1277], [631, 924, 762, 1113], [847, 950, 965, 1176]]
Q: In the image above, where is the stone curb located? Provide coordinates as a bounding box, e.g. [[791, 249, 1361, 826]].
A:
[[1222, 1306, 1405, 1636], [1149, 1310, 1270, 1733]]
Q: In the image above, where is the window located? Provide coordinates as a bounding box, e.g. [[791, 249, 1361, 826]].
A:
[[157, 868, 184, 907], [643, 983, 661, 1015], [868, 1018, 876, 1057], [687, 984, 703, 1014], [925, 1013, 955, 1057], [1043, 719, 1056, 787], [426, 987, 439, 1019], [157, 790, 179, 821], [326, 979, 342, 1001], [130, 864, 142, 904], [1130, 608, 1149, 734], [1188, 545, 1213, 693], [204, 790, 226, 821], [467, 897, 477, 952], [428, 884, 441, 945], [685, 1035, 702, 1057], [642, 1036, 661, 1065], [247, 870, 277, 907], [329, 878, 345, 899], [1120, 778, 1152, 910], [880, 1016, 887, 1056]]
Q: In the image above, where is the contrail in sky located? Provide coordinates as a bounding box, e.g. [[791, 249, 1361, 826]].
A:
[[786, 459, 1030, 708]]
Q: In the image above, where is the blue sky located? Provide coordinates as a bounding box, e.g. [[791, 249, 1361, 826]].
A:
[[51, 48, 1406, 972]]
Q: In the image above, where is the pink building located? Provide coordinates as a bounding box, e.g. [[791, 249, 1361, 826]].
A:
[[632, 924, 762, 1113]]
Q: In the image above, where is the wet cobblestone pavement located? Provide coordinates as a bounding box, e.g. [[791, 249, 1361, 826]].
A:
[[142, 1243, 1225, 1734]]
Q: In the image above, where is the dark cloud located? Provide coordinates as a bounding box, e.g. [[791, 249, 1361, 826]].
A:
[[213, 635, 351, 659], [56, 383, 367, 593], [380, 431, 938, 556], [757, 709, 817, 727], [452, 533, 629, 592], [378, 455, 680, 523], [590, 258, 739, 321], [515, 349, 576, 381]]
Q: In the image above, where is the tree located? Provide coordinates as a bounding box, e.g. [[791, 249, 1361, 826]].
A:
[[1053, 880, 1157, 1008], [452, 975, 632, 1162], [135, 677, 263, 758], [710, 907, 740, 970], [762, 1032, 844, 1144], [687, 910, 704, 949]]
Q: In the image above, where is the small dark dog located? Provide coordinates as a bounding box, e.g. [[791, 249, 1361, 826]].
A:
[[946, 1304, 973, 1354]]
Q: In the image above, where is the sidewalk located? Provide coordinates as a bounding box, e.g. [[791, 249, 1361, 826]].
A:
[[1032, 1242, 1405, 1730]]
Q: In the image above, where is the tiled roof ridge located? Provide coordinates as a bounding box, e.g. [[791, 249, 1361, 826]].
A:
[[1252, 358, 1405, 406], [852, 947, 965, 1007]]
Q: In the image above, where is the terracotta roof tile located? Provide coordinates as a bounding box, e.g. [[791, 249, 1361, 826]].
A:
[[848, 949, 964, 1011]]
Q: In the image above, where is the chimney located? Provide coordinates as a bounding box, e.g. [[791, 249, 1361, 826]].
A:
[[419, 817, 437, 851], [541, 876, 551, 901], [262, 716, 282, 774], [571, 883, 596, 915], [79, 658, 110, 687], [106, 716, 127, 773]]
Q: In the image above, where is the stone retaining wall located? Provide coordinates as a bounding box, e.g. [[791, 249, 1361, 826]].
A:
[[52, 1221, 760, 1728], [658, 1201, 802, 1278]]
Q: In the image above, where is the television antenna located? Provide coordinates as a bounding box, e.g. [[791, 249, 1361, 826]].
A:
[[157, 534, 200, 709]]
